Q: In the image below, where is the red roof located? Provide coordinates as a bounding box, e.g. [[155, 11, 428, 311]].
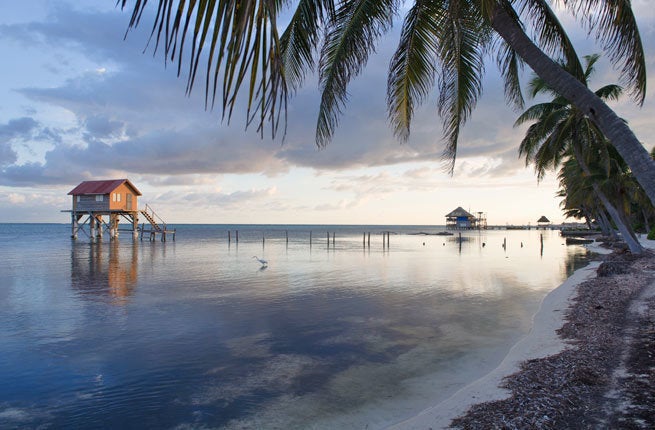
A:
[[68, 179, 142, 196]]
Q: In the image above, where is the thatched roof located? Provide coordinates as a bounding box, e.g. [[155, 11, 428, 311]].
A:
[[445, 206, 475, 218], [537, 215, 550, 223]]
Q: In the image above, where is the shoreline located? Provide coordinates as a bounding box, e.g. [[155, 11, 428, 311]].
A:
[[389, 257, 602, 429], [390, 238, 655, 429]]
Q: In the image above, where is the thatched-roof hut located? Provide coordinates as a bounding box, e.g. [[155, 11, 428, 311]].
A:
[[537, 215, 551, 228], [446, 207, 477, 229]]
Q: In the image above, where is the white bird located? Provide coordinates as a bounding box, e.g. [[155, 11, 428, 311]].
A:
[[252, 256, 268, 266]]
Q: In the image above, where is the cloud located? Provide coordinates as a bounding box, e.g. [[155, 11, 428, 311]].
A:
[[0, 117, 38, 140], [0, 0, 653, 231], [0, 2, 536, 189]]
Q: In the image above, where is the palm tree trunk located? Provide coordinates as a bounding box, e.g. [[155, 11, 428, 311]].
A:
[[582, 213, 592, 230], [568, 143, 643, 253], [596, 208, 613, 237], [489, 6, 655, 208], [616, 202, 641, 244], [593, 185, 642, 252], [643, 209, 651, 234]]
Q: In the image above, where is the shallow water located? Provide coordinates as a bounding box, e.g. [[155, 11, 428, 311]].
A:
[[0, 224, 589, 429]]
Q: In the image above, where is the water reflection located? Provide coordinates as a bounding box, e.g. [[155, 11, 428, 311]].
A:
[[1, 226, 593, 429], [71, 241, 138, 304]]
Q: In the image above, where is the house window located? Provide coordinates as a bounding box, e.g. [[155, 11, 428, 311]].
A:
[[96, 195, 104, 202], [117, 193, 121, 202], [76, 196, 80, 202], [112, 193, 116, 202]]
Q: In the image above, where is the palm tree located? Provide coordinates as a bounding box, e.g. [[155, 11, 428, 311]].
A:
[[516, 54, 642, 252], [556, 159, 614, 237], [556, 157, 618, 237], [119, 1, 655, 205]]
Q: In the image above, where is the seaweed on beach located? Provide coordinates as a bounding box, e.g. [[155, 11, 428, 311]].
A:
[[450, 251, 655, 429]]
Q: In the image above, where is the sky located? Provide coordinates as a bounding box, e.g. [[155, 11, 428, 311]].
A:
[[0, 1, 654, 226]]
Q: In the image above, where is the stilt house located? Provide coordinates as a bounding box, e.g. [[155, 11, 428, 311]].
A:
[[65, 179, 173, 241], [69, 179, 141, 213]]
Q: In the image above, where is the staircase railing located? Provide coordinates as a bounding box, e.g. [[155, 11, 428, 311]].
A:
[[142, 203, 166, 232]]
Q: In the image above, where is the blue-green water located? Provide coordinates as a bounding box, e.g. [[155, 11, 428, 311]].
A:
[[0, 224, 589, 429]]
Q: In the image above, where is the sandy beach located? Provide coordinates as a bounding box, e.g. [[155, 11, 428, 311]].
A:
[[391, 237, 655, 429]]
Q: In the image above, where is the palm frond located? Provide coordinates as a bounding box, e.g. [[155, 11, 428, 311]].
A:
[[582, 53, 601, 82], [437, 0, 491, 174], [122, 0, 288, 139], [594, 84, 623, 102], [280, 0, 333, 92], [495, 41, 525, 109], [316, 0, 399, 147], [563, 0, 646, 105], [514, 101, 562, 126], [514, 0, 584, 81], [386, 0, 442, 142]]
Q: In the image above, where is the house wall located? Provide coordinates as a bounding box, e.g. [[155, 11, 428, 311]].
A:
[[108, 183, 139, 211], [74, 194, 111, 212]]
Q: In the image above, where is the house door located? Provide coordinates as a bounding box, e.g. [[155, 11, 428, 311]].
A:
[[127, 193, 133, 210]]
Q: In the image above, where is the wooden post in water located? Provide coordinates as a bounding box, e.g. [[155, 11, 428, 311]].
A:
[[310, 231, 312, 247], [327, 231, 330, 247], [262, 232, 265, 247], [367, 232, 371, 248], [286, 230, 289, 246], [503, 237, 507, 249], [332, 232, 335, 247], [363, 232, 366, 248], [540, 233, 544, 256], [236, 230, 239, 243], [228, 230, 231, 244]]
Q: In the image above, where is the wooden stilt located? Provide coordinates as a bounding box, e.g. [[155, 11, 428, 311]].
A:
[[71, 213, 79, 239]]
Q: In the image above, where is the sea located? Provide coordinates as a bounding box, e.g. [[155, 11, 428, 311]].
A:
[[0, 223, 590, 429]]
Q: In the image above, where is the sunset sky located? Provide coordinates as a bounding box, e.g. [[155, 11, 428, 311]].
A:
[[1, 1, 654, 225]]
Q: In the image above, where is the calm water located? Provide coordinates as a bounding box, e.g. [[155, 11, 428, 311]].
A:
[[0, 224, 589, 429]]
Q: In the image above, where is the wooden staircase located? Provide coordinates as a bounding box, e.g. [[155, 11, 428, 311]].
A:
[[140, 207, 162, 232], [139, 204, 175, 241]]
